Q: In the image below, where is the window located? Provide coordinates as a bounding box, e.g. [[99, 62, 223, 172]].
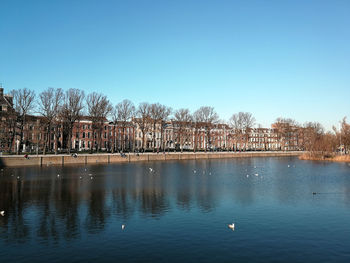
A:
[[83, 132, 85, 138]]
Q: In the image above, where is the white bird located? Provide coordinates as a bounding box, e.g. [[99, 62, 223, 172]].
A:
[[255, 173, 259, 176], [79, 176, 82, 179], [149, 168, 154, 172], [121, 224, 125, 230], [228, 223, 235, 231], [209, 172, 212, 175], [246, 174, 249, 178], [90, 176, 93, 180], [17, 176, 20, 179], [193, 170, 196, 173], [88, 174, 92, 176], [57, 174, 60, 178], [0, 211, 5, 216], [287, 165, 290, 168]]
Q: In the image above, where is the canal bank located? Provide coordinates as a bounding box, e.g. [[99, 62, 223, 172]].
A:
[[0, 151, 303, 167], [299, 152, 350, 163]]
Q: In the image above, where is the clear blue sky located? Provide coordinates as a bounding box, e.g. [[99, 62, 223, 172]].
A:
[[1, 0, 349, 130]]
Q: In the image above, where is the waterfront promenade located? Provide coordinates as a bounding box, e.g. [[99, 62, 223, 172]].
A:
[[0, 151, 303, 167]]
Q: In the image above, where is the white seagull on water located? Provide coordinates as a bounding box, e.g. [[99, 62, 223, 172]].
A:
[[228, 223, 235, 231], [0, 211, 5, 216]]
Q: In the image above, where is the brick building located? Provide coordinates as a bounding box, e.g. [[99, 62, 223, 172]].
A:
[[1, 86, 303, 154]]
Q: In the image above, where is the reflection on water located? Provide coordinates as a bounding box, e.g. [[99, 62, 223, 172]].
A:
[[1, 157, 350, 262]]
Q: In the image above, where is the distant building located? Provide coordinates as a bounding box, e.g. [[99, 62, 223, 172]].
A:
[[0, 86, 17, 152], [0, 86, 304, 154]]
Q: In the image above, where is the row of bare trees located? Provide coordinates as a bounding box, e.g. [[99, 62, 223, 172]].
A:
[[272, 118, 346, 156], [1, 87, 349, 155]]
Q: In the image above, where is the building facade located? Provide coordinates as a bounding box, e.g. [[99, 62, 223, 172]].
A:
[[0, 86, 303, 154]]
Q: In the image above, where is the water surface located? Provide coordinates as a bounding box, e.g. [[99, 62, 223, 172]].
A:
[[1, 157, 350, 262]]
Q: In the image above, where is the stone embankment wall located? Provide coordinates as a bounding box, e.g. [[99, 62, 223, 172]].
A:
[[0, 152, 303, 168]]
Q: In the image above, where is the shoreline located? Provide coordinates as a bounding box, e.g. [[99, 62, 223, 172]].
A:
[[0, 151, 302, 168], [299, 153, 350, 163]]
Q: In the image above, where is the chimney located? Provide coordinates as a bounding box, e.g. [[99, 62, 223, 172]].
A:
[[0, 87, 3, 96]]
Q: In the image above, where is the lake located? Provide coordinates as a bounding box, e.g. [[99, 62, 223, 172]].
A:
[[1, 157, 350, 263]]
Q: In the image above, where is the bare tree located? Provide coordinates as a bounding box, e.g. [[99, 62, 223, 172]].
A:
[[340, 117, 350, 154], [229, 112, 244, 151], [115, 99, 135, 151], [273, 117, 299, 151], [242, 112, 255, 150], [159, 105, 172, 151], [193, 106, 219, 151], [303, 122, 339, 157], [302, 122, 324, 152], [149, 103, 172, 152], [229, 112, 255, 151], [134, 102, 151, 152], [86, 92, 113, 153], [11, 88, 36, 154], [192, 111, 203, 152], [174, 108, 192, 152], [60, 88, 85, 154], [38, 87, 64, 154]]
